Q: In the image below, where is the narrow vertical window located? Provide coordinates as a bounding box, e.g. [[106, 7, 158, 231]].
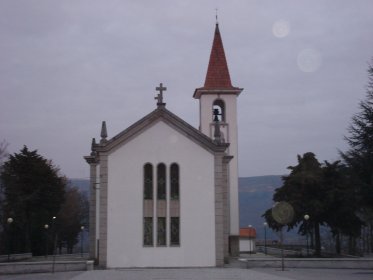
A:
[[144, 163, 153, 200], [157, 217, 166, 246], [157, 163, 166, 200], [170, 217, 180, 246], [143, 217, 153, 246], [169, 163, 180, 246], [170, 163, 179, 200], [143, 163, 154, 246]]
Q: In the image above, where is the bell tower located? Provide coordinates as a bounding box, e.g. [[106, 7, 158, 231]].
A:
[[194, 23, 243, 256]]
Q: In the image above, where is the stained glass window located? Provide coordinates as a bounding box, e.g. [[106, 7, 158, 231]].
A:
[[143, 217, 153, 246], [157, 163, 166, 200], [144, 163, 153, 200], [170, 217, 180, 246], [157, 217, 166, 246], [170, 163, 179, 200]]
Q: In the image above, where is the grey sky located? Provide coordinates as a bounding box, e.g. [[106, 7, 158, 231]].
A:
[[1, 0, 372, 179]]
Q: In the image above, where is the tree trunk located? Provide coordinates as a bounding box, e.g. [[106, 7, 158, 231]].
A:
[[335, 231, 341, 255], [348, 235, 357, 255], [314, 222, 321, 256], [25, 211, 31, 253], [368, 223, 373, 253], [310, 227, 314, 249]]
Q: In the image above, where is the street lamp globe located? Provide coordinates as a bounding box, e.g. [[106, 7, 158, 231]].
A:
[[81, 226, 85, 231], [263, 222, 268, 227], [7, 217, 13, 224], [44, 224, 49, 229], [304, 214, 310, 221]]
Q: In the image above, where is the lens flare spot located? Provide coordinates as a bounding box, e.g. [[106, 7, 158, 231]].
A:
[[272, 20, 290, 38], [297, 48, 322, 72]]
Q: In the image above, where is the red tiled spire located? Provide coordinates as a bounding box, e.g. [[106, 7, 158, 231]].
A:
[[204, 24, 234, 89]]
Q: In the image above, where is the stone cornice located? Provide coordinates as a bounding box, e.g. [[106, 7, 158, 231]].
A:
[[84, 155, 99, 164], [193, 88, 243, 99]]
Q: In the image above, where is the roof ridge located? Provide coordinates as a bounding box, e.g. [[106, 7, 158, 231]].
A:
[[94, 107, 228, 153]]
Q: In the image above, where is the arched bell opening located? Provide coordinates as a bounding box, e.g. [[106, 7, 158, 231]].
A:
[[212, 99, 225, 122]]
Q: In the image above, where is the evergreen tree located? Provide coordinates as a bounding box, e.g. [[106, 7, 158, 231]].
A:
[[263, 153, 326, 256], [341, 59, 373, 252], [323, 161, 363, 254], [342, 59, 373, 208], [0, 146, 65, 255], [56, 186, 86, 253]]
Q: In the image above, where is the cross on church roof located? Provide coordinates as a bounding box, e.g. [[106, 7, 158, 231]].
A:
[[155, 83, 167, 107]]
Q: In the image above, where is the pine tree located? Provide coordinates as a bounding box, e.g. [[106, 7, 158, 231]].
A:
[[341, 59, 373, 252], [0, 146, 66, 255]]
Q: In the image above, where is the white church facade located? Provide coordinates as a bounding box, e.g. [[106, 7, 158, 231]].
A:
[[84, 23, 243, 268]]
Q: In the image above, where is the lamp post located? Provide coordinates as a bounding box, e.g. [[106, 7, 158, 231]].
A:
[[248, 225, 252, 255], [44, 224, 49, 258], [7, 217, 13, 262], [304, 214, 310, 256], [80, 226, 85, 257], [52, 216, 57, 273], [263, 222, 268, 255]]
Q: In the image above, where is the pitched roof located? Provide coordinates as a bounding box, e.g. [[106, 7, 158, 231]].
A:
[[240, 227, 257, 238], [92, 106, 229, 154], [193, 24, 242, 99], [203, 24, 234, 89]]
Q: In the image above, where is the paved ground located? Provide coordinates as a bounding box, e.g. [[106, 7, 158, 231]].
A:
[[1, 267, 373, 280]]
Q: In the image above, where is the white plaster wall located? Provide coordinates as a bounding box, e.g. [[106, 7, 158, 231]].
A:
[[199, 94, 240, 236], [239, 239, 256, 252], [106, 121, 216, 268]]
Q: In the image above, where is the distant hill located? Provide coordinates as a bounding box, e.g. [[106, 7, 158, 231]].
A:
[[68, 178, 90, 194], [68, 175, 283, 239], [239, 175, 283, 239]]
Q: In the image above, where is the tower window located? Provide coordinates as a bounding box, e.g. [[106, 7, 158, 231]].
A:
[[213, 99, 225, 122]]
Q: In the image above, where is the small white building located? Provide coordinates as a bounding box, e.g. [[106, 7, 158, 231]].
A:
[[239, 227, 257, 253], [84, 23, 243, 268]]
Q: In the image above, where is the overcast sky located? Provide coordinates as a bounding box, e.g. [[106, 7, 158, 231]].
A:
[[1, 0, 373, 179]]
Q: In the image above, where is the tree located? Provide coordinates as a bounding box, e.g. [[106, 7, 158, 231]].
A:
[[56, 185, 87, 253], [341, 59, 373, 252], [263, 153, 326, 256], [263, 153, 364, 256], [322, 161, 363, 254], [0, 140, 9, 254], [0, 146, 66, 255], [0, 140, 9, 166]]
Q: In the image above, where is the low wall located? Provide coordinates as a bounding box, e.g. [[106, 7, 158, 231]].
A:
[[0, 260, 94, 275], [239, 257, 373, 269], [256, 246, 315, 257], [0, 253, 32, 262]]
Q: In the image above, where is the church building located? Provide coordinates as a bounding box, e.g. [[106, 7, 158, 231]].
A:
[[84, 23, 243, 268]]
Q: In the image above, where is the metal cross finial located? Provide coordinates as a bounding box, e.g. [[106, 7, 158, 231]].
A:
[[155, 83, 167, 106], [215, 8, 218, 24]]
